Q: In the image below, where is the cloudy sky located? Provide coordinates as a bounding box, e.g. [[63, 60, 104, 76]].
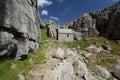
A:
[[38, 0, 119, 24]]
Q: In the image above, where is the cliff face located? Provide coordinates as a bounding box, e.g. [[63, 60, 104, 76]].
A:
[[60, 2, 120, 40], [0, 0, 40, 59], [72, 13, 99, 40], [91, 2, 120, 40], [60, 13, 99, 40]]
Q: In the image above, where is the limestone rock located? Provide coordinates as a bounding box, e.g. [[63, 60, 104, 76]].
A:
[[101, 45, 112, 51], [86, 45, 103, 54], [42, 61, 75, 80], [59, 2, 120, 40], [91, 2, 120, 40], [51, 48, 65, 60], [47, 24, 57, 38], [18, 74, 25, 80], [113, 63, 120, 79], [0, 31, 15, 57], [31, 48, 99, 80], [73, 13, 99, 40], [60, 13, 99, 40], [94, 65, 111, 79], [0, 0, 40, 58]]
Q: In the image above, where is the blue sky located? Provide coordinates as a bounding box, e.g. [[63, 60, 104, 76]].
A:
[[38, 0, 119, 24]]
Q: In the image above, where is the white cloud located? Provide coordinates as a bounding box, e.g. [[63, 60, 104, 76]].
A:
[[41, 10, 48, 16], [50, 16, 59, 21], [38, 0, 52, 7]]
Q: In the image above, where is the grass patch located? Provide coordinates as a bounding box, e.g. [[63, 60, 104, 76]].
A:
[[0, 59, 30, 80], [96, 52, 117, 69], [0, 30, 120, 80], [40, 29, 50, 41], [0, 45, 47, 80], [64, 40, 92, 50], [0, 29, 49, 80], [88, 37, 120, 54], [28, 44, 47, 65]]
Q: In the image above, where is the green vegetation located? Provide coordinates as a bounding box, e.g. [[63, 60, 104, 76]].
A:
[[0, 46, 47, 80], [64, 40, 92, 50], [0, 59, 30, 80], [0, 29, 120, 80], [40, 29, 49, 41], [96, 52, 117, 69], [64, 37, 120, 71], [0, 29, 48, 80], [88, 37, 120, 54]]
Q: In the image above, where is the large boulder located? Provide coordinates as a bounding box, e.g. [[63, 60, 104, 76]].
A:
[[0, 0, 40, 58], [86, 45, 103, 54], [93, 65, 111, 79], [42, 61, 76, 80]]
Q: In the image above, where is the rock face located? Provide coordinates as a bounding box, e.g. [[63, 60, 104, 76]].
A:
[[94, 65, 111, 79], [91, 2, 120, 40], [73, 13, 99, 40], [113, 63, 120, 79], [40, 21, 57, 38], [60, 13, 99, 40], [0, 0, 40, 58], [47, 24, 57, 38], [60, 2, 120, 40]]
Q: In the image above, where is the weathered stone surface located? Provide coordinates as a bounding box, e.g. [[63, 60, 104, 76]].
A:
[[18, 74, 25, 80], [113, 63, 120, 79], [60, 13, 99, 40], [51, 48, 65, 60], [0, 0, 40, 58], [59, 2, 120, 40], [42, 61, 75, 80], [94, 65, 111, 79], [0, 31, 15, 57], [57, 29, 74, 42], [91, 2, 120, 40], [101, 45, 112, 51], [73, 13, 99, 40], [47, 24, 57, 38], [30, 48, 104, 80], [86, 45, 103, 54]]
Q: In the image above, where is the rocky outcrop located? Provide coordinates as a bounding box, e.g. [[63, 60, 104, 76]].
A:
[[60, 13, 99, 40], [91, 2, 120, 40], [72, 13, 99, 40], [60, 2, 120, 40], [113, 63, 120, 79], [86, 45, 103, 54], [0, 0, 40, 59], [40, 21, 57, 38], [60, 13, 98, 40], [30, 48, 111, 80], [47, 24, 57, 38]]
